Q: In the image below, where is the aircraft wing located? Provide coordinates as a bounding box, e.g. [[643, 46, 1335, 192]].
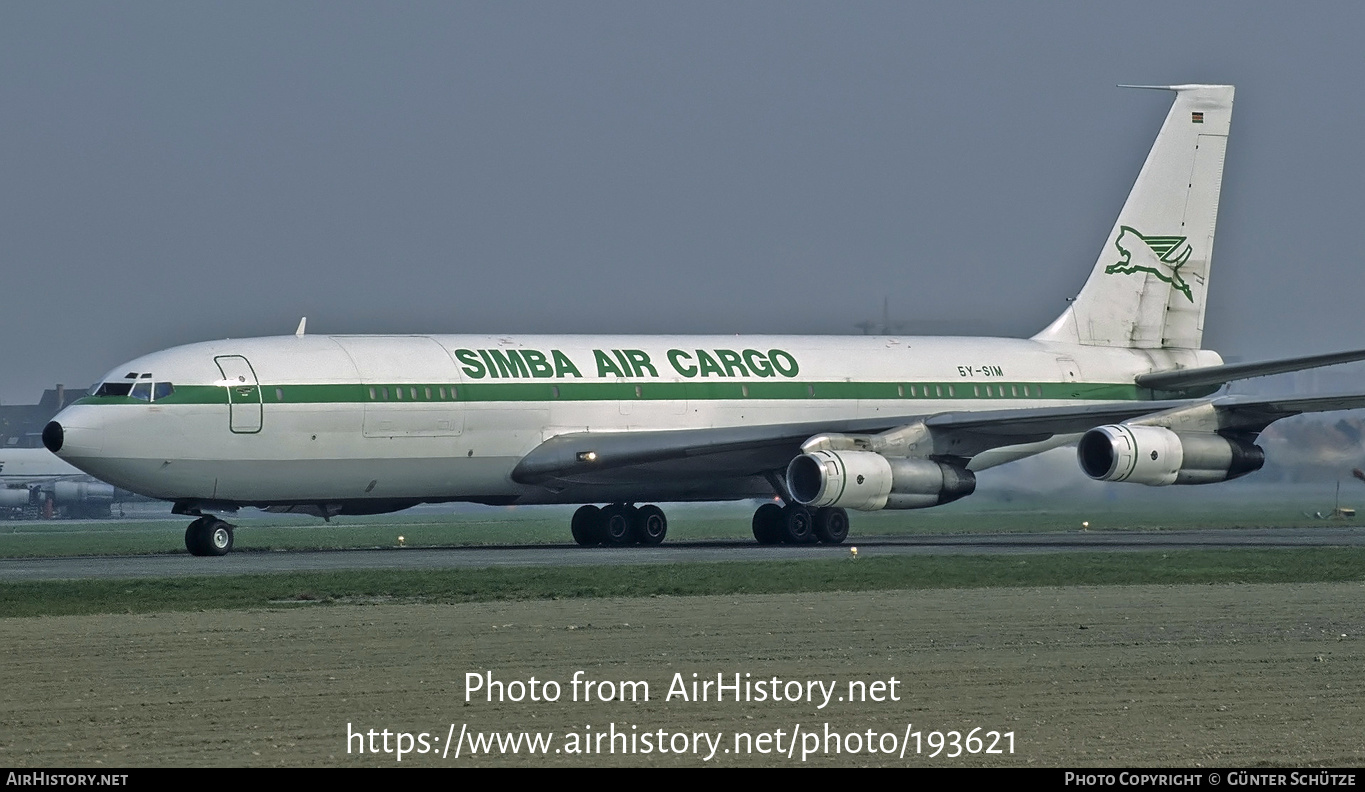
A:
[[1189, 392, 1365, 432], [511, 393, 1365, 488]]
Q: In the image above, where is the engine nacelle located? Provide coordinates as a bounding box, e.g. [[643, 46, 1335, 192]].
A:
[[1077, 425, 1264, 486], [786, 451, 976, 511], [53, 481, 116, 504], [0, 488, 33, 507]]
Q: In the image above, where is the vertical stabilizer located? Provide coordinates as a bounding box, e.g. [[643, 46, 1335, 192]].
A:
[[1034, 84, 1233, 349]]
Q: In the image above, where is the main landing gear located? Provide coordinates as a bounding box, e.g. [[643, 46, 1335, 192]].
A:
[[185, 515, 235, 556], [751, 502, 849, 545], [571, 503, 668, 547]]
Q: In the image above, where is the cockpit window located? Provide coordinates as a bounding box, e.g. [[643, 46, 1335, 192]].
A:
[[93, 382, 133, 397], [89, 378, 172, 399]]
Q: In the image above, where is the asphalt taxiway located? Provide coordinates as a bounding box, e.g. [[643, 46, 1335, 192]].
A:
[[1, 526, 1362, 581]]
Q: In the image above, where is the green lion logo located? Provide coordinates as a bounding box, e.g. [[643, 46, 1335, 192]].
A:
[[1105, 226, 1195, 302]]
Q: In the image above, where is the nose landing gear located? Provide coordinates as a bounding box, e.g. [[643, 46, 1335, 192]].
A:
[[185, 516, 235, 556]]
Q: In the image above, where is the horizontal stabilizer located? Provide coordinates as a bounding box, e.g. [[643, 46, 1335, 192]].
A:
[[1136, 348, 1365, 391]]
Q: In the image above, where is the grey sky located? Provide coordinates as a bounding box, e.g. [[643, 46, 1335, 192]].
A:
[[3, 2, 1364, 403]]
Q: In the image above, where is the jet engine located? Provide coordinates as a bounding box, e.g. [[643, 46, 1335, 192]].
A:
[[53, 481, 116, 504], [1077, 424, 1264, 486], [786, 451, 976, 511], [0, 488, 32, 507]]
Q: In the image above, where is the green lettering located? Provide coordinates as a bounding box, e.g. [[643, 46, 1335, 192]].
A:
[[521, 349, 554, 378], [488, 349, 529, 378], [743, 349, 773, 377], [611, 349, 634, 378], [624, 349, 658, 378], [668, 349, 697, 378], [594, 349, 625, 378], [715, 349, 748, 377], [769, 349, 799, 377], [477, 349, 500, 379], [552, 350, 582, 378], [696, 349, 725, 378], [454, 349, 486, 379]]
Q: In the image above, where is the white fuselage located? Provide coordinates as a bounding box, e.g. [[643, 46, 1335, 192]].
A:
[[49, 333, 1216, 509]]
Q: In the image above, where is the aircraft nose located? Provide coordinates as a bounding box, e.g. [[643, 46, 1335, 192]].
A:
[[42, 421, 63, 453], [43, 409, 103, 457]]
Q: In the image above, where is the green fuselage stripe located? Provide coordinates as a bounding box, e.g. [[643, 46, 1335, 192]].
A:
[[75, 380, 1154, 407]]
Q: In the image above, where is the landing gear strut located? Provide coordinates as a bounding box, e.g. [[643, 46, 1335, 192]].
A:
[[185, 515, 235, 556], [570, 503, 668, 547]]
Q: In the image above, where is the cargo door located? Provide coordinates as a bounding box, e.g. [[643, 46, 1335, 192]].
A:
[[215, 355, 263, 433]]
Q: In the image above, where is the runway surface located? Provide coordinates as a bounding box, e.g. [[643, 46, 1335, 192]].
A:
[[2, 526, 1362, 581]]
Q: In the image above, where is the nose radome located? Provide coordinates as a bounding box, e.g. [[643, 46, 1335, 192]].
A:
[[42, 421, 63, 453]]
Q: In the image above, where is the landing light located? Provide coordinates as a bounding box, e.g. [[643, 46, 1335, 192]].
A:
[[577, 451, 598, 462]]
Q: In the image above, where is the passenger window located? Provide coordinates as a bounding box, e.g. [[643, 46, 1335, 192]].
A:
[[275, 388, 284, 402], [129, 382, 152, 402], [153, 382, 175, 401], [425, 387, 432, 400]]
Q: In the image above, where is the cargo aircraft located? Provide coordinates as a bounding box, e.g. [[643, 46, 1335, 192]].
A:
[[42, 84, 1365, 555]]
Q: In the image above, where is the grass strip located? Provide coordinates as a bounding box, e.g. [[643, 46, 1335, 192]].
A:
[[2, 547, 1363, 618]]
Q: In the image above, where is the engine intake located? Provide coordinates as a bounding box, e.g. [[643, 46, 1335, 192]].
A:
[[786, 450, 976, 511], [1077, 424, 1264, 486]]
